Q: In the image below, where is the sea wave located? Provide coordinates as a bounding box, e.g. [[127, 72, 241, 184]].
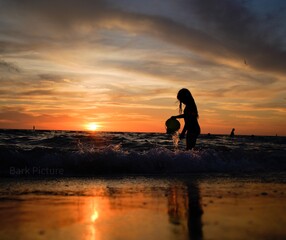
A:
[[1, 144, 285, 176]]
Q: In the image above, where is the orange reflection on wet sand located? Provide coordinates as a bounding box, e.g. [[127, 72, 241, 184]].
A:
[[0, 177, 285, 240]]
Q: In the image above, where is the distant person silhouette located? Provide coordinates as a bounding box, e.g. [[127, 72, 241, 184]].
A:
[[171, 88, 200, 150], [230, 128, 235, 137]]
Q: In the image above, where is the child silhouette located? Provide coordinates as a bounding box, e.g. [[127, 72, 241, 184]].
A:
[[171, 88, 200, 150]]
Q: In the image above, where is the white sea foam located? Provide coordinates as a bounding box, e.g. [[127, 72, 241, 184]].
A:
[[0, 130, 285, 176]]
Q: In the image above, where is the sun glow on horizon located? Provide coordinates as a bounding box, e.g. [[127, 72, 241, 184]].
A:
[[86, 123, 99, 131]]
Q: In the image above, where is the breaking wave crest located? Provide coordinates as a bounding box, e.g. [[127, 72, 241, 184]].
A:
[[1, 144, 285, 176]]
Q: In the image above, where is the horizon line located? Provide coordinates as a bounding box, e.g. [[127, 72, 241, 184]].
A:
[[0, 128, 284, 137]]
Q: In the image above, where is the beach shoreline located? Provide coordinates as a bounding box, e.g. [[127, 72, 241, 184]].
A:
[[0, 173, 285, 240]]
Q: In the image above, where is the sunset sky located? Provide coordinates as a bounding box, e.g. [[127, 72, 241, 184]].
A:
[[0, 0, 285, 135]]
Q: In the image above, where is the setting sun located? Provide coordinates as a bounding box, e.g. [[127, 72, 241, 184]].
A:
[[86, 123, 99, 131]]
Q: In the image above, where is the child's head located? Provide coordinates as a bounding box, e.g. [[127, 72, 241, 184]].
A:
[[177, 88, 192, 104], [177, 88, 198, 116]]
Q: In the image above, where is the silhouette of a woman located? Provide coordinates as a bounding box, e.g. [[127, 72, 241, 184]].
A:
[[171, 88, 200, 150]]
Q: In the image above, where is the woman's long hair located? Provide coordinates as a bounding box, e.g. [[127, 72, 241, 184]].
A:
[[177, 88, 199, 118]]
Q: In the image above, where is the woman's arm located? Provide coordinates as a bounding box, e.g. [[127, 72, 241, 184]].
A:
[[171, 114, 186, 138], [171, 114, 184, 119]]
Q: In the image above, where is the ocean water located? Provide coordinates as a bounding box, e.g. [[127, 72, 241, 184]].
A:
[[0, 129, 285, 176]]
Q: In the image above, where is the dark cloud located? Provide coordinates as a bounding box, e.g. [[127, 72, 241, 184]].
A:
[[190, 0, 286, 74], [0, 59, 20, 72], [0, 0, 111, 54], [254, 101, 286, 110], [0, 3, 239, 50], [0, 0, 108, 24], [238, 73, 278, 85], [0, 41, 29, 54], [0, 110, 33, 123], [38, 74, 66, 83], [1, 0, 286, 78], [1, 0, 285, 75], [104, 57, 220, 84], [21, 89, 54, 96], [0, 0, 130, 20], [0, 90, 10, 96]]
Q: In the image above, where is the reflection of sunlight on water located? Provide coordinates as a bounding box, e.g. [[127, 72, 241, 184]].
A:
[[87, 225, 96, 240], [84, 199, 100, 240], [91, 209, 99, 222]]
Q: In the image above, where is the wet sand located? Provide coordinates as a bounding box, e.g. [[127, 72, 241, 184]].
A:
[[0, 174, 285, 240]]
